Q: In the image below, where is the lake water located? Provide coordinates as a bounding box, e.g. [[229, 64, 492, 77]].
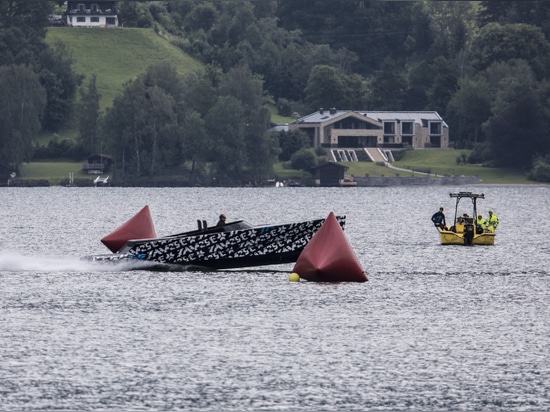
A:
[[1, 185, 549, 411]]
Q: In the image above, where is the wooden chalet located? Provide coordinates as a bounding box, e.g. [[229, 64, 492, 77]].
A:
[[82, 154, 112, 174]]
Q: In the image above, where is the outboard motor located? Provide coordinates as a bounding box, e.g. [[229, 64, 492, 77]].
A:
[[464, 223, 475, 246]]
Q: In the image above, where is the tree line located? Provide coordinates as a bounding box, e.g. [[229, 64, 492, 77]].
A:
[[2, 1, 550, 183], [99, 63, 279, 185]]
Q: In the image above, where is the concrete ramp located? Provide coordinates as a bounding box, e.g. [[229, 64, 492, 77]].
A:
[[364, 148, 388, 163]]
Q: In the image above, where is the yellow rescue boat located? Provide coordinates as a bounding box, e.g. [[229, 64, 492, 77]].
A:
[[436, 192, 496, 246]]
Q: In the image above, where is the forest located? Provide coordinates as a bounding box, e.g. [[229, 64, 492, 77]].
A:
[[1, 0, 550, 184]]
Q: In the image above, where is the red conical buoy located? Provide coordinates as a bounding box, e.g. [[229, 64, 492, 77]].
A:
[[292, 212, 367, 282], [101, 205, 157, 253]]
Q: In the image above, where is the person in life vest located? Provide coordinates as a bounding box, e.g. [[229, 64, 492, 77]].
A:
[[486, 210, 499, 232], [476, 214, 486, 233], [431, 206, 446, 230]]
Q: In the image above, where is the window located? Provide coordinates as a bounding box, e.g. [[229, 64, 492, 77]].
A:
[[429, 122, 442, 135], [91, 16, 99, 22], [106, 17, 116, 25], [383, 121, 396, 135], [78, 3, 85, 11], [401, 121, 414, 135], [77, 16, 86, 22]]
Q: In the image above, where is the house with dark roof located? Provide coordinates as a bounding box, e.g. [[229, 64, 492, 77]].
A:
[[289, 109, 449, 151], [82, 154, 112, 174], [65, 1, 119, 27]]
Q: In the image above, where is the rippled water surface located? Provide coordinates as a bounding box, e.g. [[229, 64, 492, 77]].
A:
[[1, 185, 549, 411]]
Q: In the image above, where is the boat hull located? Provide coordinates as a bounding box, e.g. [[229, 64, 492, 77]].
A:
[[434, 192, 497, 246], [91, 217, 346, 270], [438, 228, 495, 246]]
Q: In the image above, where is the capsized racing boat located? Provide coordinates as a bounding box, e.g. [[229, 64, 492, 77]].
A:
[[436, 192, 496, 246], [87, 206, 346, 270]]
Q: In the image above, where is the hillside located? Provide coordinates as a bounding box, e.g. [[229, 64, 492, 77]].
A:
[[46, 27, 203, 111]]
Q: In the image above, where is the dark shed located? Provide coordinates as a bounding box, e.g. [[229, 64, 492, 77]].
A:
[[311, 162, 348, 187]]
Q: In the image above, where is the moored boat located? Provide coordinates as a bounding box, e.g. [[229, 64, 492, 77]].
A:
[[435, 192, 496, 246], [87, 206, 346, 270]]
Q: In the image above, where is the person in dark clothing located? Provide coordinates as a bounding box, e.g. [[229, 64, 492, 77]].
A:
[[431, 207, 446, 230], [216, 214, 227, 227]]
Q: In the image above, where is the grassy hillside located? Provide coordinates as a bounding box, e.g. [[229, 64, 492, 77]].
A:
[[46, 27, 202, 111]]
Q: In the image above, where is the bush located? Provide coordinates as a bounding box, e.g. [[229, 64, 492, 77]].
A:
[[276, 98, 293, 117], [33, 139, 73, 160], [456, 152, 468, 165], [291, 148, 318, 170], [468, 142, 491, 164], [314, 147, 326, 157], [528, 158, 550, 182], [278, 130, 309, 161]]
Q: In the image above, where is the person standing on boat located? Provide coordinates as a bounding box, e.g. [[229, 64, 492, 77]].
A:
[[476, 214, 486, 233], [431, 207, 446, 230], [486, 210, 499, 231], [216, 214, 227, 227]]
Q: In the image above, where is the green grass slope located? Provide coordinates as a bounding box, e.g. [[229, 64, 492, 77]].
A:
[[392, 149, 532, 184], [46, 27, 202, 111], [342, 149, 533, 184]]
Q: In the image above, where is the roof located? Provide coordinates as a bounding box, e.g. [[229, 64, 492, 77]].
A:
[[312, 162, 348, 170], [88, 154, 112, 160], [293, 110, 350, 124], [292, 110, 447, 127], [359, 111, 448, 127]]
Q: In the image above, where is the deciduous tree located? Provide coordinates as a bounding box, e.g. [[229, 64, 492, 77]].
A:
[[205, 96, 245, 185], [0, 65, 46, 172], [78, 74, 101, 155]]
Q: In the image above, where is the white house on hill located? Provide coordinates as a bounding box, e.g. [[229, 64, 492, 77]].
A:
[[289, 109, 449, 150], [66, 1, 119, 28]]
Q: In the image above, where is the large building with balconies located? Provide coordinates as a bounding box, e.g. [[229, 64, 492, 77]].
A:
[[288, 109, 449, 151]]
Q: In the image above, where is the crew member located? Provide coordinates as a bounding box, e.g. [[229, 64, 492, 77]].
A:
[[431, 206, 446, 230], [486, 210, 499, 232], [216, 214, 227, 227], [476, 214, 485, 233]]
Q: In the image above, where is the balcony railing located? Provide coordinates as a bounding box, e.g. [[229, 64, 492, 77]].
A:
[[68, 9, 116, 15]]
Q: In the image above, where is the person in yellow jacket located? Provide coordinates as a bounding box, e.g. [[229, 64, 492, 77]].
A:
[[486, 210, 499, 232], [476, 214, 486, 233]]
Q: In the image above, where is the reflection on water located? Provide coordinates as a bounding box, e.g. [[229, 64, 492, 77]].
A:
[[1, 186, 549, 410]]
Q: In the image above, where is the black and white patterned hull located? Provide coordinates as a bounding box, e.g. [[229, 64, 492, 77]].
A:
[[91, 217, 345, 270]]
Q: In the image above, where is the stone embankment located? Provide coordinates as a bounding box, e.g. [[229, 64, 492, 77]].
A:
[[353, 175, 481, 187]]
